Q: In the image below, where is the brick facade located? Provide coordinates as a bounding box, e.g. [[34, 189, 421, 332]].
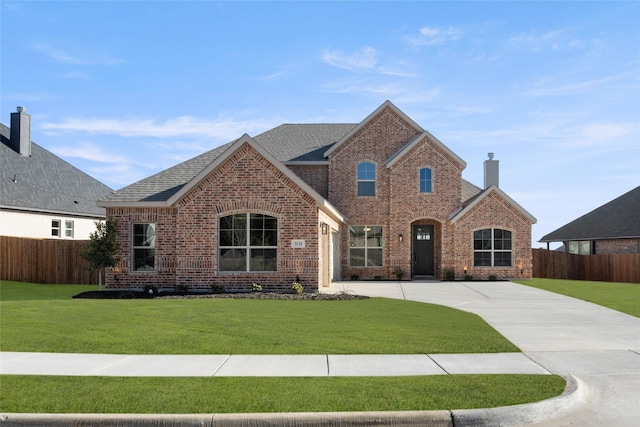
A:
[[594, 239, 640, 254], [103, 101, 535, 290]]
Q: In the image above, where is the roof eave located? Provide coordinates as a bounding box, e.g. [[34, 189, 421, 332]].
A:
[[450, 186, 537, 224], [0, 205, 106, 218]]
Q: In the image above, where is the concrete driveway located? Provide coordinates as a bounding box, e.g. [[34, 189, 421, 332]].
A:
[[327, 280, 640, 426]]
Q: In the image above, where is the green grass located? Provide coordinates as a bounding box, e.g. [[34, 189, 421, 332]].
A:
[[0, 281, 518, 354], [0, 375, 566, 413], [515, 278, 640, 317]]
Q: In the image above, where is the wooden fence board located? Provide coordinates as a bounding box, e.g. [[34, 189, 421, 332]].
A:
[[533, 248, 640, 283], [0, 236, 97, 284]]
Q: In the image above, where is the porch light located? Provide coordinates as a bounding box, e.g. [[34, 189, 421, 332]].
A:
[[398, 234, 403, 243], [518, 262, 524, 274], [463, 265, 468, 274], [320, 222, 328, 235]]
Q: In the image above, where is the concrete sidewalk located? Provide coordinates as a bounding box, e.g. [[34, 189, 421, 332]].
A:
[[0, 351, 549, 377]]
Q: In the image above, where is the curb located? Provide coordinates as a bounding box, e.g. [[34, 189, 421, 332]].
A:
[[0, 376, 583, 427], [452, 375, 585, 426]]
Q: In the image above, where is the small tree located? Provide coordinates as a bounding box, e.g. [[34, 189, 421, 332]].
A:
[[81, 217, 120, 291]]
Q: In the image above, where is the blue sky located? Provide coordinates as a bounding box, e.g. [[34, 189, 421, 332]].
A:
[[2, 1, 639, 247]]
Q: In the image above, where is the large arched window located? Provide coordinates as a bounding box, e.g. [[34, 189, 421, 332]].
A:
[[357, 162, 376, 196], [219, 213, 277, 271], [419, 168, 432, 193], [473, 228, 512, 267]]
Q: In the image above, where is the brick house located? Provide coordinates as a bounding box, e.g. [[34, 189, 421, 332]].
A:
[[539, 185, 640, 254], [98, 101, 536, 291]]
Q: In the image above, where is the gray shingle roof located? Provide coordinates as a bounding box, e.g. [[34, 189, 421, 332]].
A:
[[100, 124, 356, 203], [1, 123, 113, 217], [539, 185, 640, 242], [99, 122, 484, 206]]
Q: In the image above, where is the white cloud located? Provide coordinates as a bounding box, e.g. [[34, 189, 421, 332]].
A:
[[404, 26, 462, 48], [41, 115, 278, 141], [33, 43, 124, 66], [523, 71, 634, 96], [322, 46, 378, 71], [49, 142, 136, 165]]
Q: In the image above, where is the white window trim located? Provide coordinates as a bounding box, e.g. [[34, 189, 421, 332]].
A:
[[132, 223, 156, 272], [356, 162, 376, 197], [473, 228, 513, 267], [51, 219, 61, 238], [349, 225, 384, 267], [219, 213, 278, 272]]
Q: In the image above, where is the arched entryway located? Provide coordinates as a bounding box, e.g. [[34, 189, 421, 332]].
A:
[[411, 219, 442, 279]]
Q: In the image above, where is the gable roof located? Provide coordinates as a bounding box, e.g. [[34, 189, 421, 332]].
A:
[[385, 131, 466, 169], [97, 124, 356, 205], [99, 134, 347, 223], [539, 185, 640, 242], [449, 185, 537, 224], [324, 100, 424, 158], [1, 123, 112, 218]]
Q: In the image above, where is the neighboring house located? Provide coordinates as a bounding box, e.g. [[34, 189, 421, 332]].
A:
[[1, 107, 113, 240], [540, 185, 640, 254], [99, 101, 536, 291]]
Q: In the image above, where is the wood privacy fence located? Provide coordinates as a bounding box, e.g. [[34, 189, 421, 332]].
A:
[[532, 248, 640, 283], [0, 236, 97, 284]]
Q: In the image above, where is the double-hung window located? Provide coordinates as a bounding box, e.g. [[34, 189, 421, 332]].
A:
[[65, 220, 74, 238], [51, 220, 61, 237], [419, 168, 432, 193], [349, 226, 383, 266], [357, 162, 376, 196], [473, 228, 512, 267], [219, 213, 277, 272], [133, 223, 156, 271]]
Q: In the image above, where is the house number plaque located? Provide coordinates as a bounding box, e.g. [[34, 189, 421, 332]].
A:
[[291, 239, 306, 248]]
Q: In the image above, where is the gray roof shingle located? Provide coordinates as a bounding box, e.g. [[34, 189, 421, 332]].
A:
[[539, 185, 640, 242], [1, 123, 113, 217], [99, 122, 484, 206]]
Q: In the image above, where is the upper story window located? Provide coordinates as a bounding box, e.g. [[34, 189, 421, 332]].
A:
[[219, 213, 278, 272], [357, 162, 376, 197], [65, 220, 74, 238], [419, 168, 432, 193], [473, 228, 512, 267], [349, 225, 383, 267], [133, 223, 156, 272], [51, 220, 61, 237]]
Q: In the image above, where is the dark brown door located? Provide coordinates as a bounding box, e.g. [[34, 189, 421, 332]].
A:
[[413, 225, 434, 276]]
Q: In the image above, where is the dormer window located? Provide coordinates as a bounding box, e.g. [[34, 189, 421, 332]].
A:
[[419, 168, 432, 193], [357, 162, 376, 197]]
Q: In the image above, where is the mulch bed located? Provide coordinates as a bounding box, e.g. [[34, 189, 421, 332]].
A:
[[73, 290, 368, 300]]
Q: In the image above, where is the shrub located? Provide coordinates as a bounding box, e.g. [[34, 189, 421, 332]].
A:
[[210, 284, 225, 294], [464, 274, 474, 281], [252, 282, 263, 292], [393, 267, 405, 280], [374, 275, 382, 281], [174, 284, 188, 293], [291, 281, 303, 294], [443, 269, 455, 281], [350, 274, 360, 280], [489, 275, 498, 281]]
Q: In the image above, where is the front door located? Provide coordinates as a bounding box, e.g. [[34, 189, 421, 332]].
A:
[[413, 225, 434, 276]]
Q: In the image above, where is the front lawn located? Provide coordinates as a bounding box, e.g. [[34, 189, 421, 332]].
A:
[[0, 281, 518, 354], [0, 281, 566, 413], [0, 375, 565, 413], [514, 278, 640, 317]]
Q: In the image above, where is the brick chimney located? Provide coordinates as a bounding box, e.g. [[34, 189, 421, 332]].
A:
[[10, 106, 31, 157], [484, 152, 499, 188]]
